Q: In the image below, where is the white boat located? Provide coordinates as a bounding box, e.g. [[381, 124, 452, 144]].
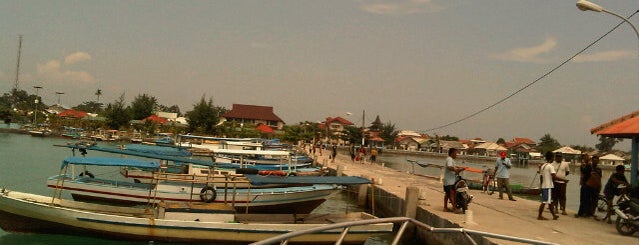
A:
[[28, 128, 52, 137], [47, 157, 343, 214], [0, 189, 392, 244]]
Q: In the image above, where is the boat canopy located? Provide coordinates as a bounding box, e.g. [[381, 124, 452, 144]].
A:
[[244, 175, 371, 185], [122, 144, 192, 157], [61, 157, 160, 170], [62, 144, 240, 169]]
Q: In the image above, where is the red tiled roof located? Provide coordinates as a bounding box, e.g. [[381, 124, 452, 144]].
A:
[[325, 116, 354, 125], [222, 104, 283, 122], [59, 109, 88, 119], [142, 115, 168, 124], [591, 110, 639, 138], [512, 137, 535, 144], [255, 124, 274, 134]]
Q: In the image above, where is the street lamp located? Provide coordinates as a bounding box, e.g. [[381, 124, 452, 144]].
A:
[[33, 85, 42, 124], [55, 92, 65, 105], [577, 0, 639, 186], [576, 0, 639, 56]]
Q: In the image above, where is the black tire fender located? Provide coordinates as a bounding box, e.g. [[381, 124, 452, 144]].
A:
[[199, 186, 217, 203]]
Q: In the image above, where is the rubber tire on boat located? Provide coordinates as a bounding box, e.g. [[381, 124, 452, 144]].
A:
[[79, 171, 95, 178], [199, 186, 217, 203]]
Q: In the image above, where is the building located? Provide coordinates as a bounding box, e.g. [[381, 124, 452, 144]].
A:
[[221, 104, 285, 130], [320, 116, 354, 145]]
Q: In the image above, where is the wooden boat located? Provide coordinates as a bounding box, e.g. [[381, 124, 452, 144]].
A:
[[28, 128, 52, 137], [47, 156, 368, 214], [0, 189, 392, 244]]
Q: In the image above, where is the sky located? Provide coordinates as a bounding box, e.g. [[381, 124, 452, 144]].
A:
[[1, 0, 638, 149]]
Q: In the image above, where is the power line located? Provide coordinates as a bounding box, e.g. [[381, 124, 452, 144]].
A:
[[424, 10, 639, 133]]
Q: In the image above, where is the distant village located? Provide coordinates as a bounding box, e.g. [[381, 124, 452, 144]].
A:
[[3, 96, 628, 170]]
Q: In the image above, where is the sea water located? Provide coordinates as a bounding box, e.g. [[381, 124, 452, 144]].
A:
[[0, 131, 392, 245]]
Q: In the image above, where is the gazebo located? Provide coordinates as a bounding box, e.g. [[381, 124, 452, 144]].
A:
[[591, 110, 639, 187]]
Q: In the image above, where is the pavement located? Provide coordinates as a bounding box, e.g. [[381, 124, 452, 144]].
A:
[[314, 152, 638, 245]]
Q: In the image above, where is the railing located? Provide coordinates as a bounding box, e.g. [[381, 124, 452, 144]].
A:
[[250, 217, 559, 245]]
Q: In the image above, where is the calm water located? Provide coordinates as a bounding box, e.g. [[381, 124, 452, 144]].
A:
[[378, 153, 631, 212], [0, 130, 384, 244]]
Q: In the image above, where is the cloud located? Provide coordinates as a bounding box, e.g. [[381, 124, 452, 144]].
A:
[[492, 37, 557, 63], [37, 58, 95, 84], [64, 52, 92, 65], [358, 0, 442, 15], [573, 50, 634, 63]]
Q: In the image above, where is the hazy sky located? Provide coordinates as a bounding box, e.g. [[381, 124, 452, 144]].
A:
[[1, 0, 638, 148]]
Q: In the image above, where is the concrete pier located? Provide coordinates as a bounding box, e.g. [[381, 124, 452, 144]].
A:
[[319, 153, 637, 245]]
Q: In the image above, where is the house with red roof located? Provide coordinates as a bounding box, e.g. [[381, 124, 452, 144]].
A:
[[221, 104, 285, 130], [58, 109, 88, 119], [319, 116, 354, 145]]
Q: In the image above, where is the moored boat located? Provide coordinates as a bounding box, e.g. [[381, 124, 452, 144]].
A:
[[47, 156, 367, 214], [0, 189, 392, 244]]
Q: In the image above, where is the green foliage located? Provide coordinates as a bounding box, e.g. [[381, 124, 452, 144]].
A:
[[157, 104, 182, 116], [73, 101, 103, 114], [103, 93, 132, 129], [379, 121, 398, 146], [184, 96, 225, 135], [571, 144, 595, 153], [342, 126, 364, 145], [496, 138, 506, 144], [130, 94, 158, 120], [595, 136, 622, 153], [439, 135, 459, 141], [537, 133, 561, 155]]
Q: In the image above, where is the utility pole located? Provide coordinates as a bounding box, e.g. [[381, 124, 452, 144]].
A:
[[361, 110, 366, 146], [14, 35, 22, 91]]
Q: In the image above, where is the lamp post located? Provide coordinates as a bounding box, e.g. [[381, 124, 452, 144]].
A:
[[576, 0, 639, 186], [55, 92, 64, 105], [33, 85, 42, 124], [576, 0, 639, 56]]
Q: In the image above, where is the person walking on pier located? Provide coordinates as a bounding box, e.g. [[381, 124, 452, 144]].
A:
[[495, 151, 516, 201], [443, 148, 465, 214], [538, 151, 560, 220], [551, 153, 569, 215]]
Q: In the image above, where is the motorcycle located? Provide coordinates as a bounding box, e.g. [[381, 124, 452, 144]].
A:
[[454, 175, 474, 213], [613, 187, 639, 236]]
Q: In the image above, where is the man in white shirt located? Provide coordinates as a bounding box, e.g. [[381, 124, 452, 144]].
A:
[[539, 151, 561, 220], [551, 153, 570, 215]]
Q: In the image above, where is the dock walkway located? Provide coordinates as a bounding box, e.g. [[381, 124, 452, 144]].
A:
[[318, 153, 637, 245]]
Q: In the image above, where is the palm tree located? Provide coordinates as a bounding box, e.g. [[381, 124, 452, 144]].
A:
[[95, 89, 102, 102]]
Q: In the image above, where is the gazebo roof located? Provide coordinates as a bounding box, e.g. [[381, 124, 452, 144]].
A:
[[591, 110, 639, 138]]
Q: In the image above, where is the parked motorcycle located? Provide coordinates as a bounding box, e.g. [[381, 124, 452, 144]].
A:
[[613, 187, 639, 236], [454, 175, 473, 213]]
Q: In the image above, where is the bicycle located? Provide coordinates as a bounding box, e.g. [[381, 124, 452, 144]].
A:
[[597, 184, 629, 223], [481, 168, 497, 195]]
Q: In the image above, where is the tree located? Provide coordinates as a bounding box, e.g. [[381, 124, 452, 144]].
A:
[[157, 104, 182, 116], [378, 121, 398, 146], [341, 125, 363, 145], [95, 89, 102, 102], [185, 96, 224, 135], [496, 138, 506, 144], [103, 93, 132, 129], [130, 94, 158, 120], [537, 133, 561, 155], [595, 136, 622, 153], [73, 101, 103, 114]]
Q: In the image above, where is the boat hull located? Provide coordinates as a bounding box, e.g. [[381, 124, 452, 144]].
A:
[[47, 176, 339, 214], [0, 190, 391, 244]]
